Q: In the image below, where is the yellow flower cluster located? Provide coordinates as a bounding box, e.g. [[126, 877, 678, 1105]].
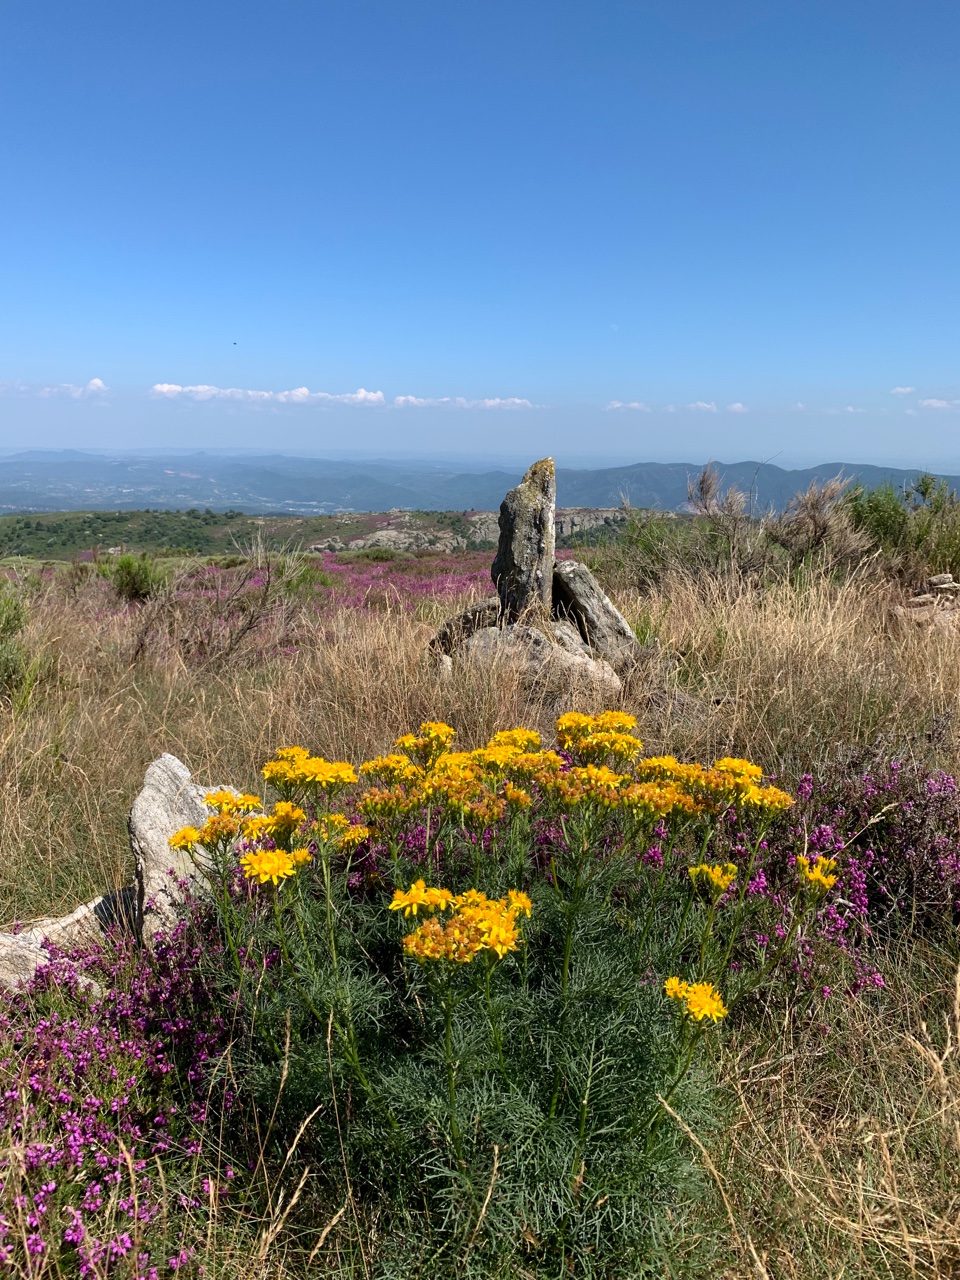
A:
[[203, 789, 263, 815], [556, 711, 643, 766], [395, 885, 532, 963], [262, 746, 358, 798], [169, 813, 241, 850], [796, 854, 839, 891], [394, 721, 456, 768], [688, 862, 738, 894], [634, 755, 794, 814], [240, 847, 297, 886], [664, 977, 729, 1022], [315, 812, 372, 850], [351, 713, 793, 834]]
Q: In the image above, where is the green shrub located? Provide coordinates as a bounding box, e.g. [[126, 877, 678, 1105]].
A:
[[846, 474, 960, 580], [0, 581, 28, 697], [104, 551, 166, 602]]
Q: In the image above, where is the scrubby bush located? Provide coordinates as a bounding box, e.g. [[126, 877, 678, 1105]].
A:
[[0, 581, 28, 699], [847, 473, 960, 582], [612, 467, 870, 591], [103, 552, 167, 603]]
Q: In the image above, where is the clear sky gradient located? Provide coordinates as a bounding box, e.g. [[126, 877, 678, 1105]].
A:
[[2, 0, 959, 467]]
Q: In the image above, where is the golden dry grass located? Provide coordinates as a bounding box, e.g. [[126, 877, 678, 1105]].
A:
[[3, 561, 960, 1277]]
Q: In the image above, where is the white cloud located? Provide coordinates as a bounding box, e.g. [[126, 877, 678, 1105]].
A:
[[796, 402, 806, 410], [726, 402, 748, 413], [392, 395, 536, 409], [918, 398, 960, 410], [606, 400, 652, 412], [688, 400, 717, 412], [845, 405, 865, 413], [890, 386, 916, 395], [2, 377, 110, 399], [150, 383, 385, 406], [906, 408, 919, 416]]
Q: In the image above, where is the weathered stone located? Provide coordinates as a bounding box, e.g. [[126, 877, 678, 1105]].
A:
[[552, 559, 648, 674], [551, 618, 591, 655], [460, 624, 621, 700], [129, 753, 211, 944], [0, 934, 51, 990], [929, 573, 955, 588], [906, 594, 935, 607], [347, 529, 466, 552], [491, 458, 556, 620], [429, 596, 501, 655]]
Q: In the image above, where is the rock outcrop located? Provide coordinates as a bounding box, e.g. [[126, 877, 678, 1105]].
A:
[[0, 753, 213, 991], [461, 625, 621, 700], [890, 572, 960, 634], [431, 458, 652, 696], [129, 753, 211, 944]]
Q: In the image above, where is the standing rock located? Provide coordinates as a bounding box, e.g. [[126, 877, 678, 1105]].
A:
[[552, 559, 648, 675], [491, 458, 556, 620], [129, 753, 211, 944]]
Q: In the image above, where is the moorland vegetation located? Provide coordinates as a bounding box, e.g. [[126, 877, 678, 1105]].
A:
[[1, 470, 959, 1278]]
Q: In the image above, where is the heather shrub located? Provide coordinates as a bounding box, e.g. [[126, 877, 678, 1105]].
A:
[[0, 919, 233, 1276]]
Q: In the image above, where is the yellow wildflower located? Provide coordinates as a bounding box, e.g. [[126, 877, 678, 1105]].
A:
[[290, 847, 313, 865], [359, 753, 419, 783], [395, 721, 455, 767], [337, 823, 372, 850], [169, 826, 201, 850], [575, 730, 643, 766], [204, 789, 263, 814], [665, 977, 728, 1021], [239, 848, 296, 886], [487, 728, 541, 752], [266, 801, 306, 839], [688, 862, 738, 894], [240, 814, 272, 841], [683, 982, 728, 1022], [797, 854, 839, 892], [506, 889, 533, 916], [196, 814, 240, 845], [664, 976, 690, 1002], [400, 885, 529, 964], [389, 879, 432, 917], [504, 783, 532, 810], [555, 711, 596, 751], [712, 757, 763, 782]]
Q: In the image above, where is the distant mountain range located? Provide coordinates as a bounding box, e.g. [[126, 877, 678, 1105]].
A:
[[0, 450, 954, 514]]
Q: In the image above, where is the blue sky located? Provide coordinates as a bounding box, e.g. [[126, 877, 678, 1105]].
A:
[[2, 0, 959, 467]]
